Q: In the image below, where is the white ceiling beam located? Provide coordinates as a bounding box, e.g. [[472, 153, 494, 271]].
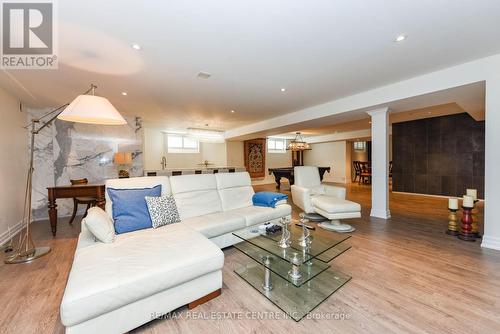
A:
[[225, 53, 498, 139]]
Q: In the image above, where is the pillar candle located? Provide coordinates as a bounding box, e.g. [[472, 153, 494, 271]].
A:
[[463, 195, 474, 208], [448, 198, 458, 210], [466, 189, 478, 201]]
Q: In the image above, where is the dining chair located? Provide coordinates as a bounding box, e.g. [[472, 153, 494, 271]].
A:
[[353, 161, 361, 183], [69, 178, 97, 225], [359, 162, 372, 185]]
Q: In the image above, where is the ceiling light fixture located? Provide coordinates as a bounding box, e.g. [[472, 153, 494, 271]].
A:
[[287, 132, 311, 151], [187, 127, 225, 143], [395, 34, 406, 42], [121, 92, 128, 96], [281, 88, 286, 92], [230, 110, 235, 113], [131, 43, 142, 50], [197, 71, 211, 79]]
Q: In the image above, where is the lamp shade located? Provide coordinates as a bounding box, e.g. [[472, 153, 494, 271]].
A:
[[114, 152, 133, 165], [57, 95, 127, 125]]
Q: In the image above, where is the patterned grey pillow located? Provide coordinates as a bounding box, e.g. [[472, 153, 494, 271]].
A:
[[145, 195, 181, 228]]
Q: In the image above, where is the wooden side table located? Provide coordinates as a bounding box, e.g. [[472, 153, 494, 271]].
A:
[[47, 184, 105, 236]]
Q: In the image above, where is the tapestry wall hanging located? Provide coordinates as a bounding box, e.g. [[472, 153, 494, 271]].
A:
[[244, 138, 266, 178]]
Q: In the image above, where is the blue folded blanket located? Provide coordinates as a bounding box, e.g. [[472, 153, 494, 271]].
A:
[[252, 192, 288, 208]]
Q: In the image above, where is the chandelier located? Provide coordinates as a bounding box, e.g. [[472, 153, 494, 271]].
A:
[[287, 132, 311, 151]]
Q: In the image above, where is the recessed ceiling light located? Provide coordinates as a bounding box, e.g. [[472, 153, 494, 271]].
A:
[[121, 92, 128, 96], [395, 34, 406, 42], [281, 88, 286, 92], [197, 71, 211, 79], [230, 110, 235, 113], [131, 43, 142, 50]]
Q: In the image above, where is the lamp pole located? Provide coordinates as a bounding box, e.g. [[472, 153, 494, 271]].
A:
[[5, 84, 97, 264]]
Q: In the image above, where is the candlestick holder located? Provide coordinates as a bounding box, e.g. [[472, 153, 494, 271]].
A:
[[298, 217, 311, 247], [277, 217, 291, 248], [458, 206, 476, 242], [471, 200, 481, 238], [446, 208, 459, 236]]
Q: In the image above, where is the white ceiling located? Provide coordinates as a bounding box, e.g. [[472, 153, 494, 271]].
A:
[[232, 82, 486, 140], [1, 0, 499, 132]]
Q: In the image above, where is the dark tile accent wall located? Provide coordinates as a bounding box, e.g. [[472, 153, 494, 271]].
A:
[[392, 113, 485, 199]]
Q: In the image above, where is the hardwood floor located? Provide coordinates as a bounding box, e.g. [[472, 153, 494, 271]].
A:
[[1, 183, 499, 334]]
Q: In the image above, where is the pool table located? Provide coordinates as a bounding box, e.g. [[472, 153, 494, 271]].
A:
[[268, 166, 331, 189]]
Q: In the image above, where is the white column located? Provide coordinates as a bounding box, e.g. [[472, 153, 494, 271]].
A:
[[482, 77, 500, 250], [367, 107, 391, 219]]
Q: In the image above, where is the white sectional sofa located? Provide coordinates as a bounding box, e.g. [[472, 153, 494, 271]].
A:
[[60, 172, 291, 334]]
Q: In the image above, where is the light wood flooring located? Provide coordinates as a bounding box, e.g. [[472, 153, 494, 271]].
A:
[[0, 183, 499, 334]]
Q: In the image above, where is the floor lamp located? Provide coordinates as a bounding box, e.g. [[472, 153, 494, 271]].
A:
[[5, 84, 126, 264]]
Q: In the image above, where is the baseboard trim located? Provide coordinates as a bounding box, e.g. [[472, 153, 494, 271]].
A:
[[0, 220, 24, 247], [481, 235, 500, 251], [370, 209, 391, 219]]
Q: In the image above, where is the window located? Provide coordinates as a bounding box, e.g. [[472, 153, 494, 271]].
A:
[[354, 141, 366, 151], [268, 138, 286, 153], [167, 134, 199, 153]]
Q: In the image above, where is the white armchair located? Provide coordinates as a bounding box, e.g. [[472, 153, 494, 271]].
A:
[[291, 166, 361, 232]]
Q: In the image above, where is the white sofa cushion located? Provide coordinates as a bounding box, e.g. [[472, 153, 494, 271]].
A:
[[60, 223, 223, 327], [311, 195, 361, 213], [216, 172, 255, 211], [294, 166, 322, 188], [169, 174, 222, 219], [105, 176, 171, 220], [229, 204, 292, 226], [83, 207, 115, 243], [181, 212, 246, 238]]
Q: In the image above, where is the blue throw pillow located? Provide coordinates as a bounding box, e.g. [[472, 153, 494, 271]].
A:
[[107, 185, 162, 234]]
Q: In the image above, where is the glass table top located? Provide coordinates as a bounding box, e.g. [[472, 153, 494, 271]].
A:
[[235, 262, 351, 322], [234, 240, 351, 287], [232, 221, 351, 265]]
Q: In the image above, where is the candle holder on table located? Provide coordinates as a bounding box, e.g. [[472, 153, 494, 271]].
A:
[[471, 200, 481, 238], [458, 205, 476, 242], [277, 217, 291, 249], [446, 208, 459, 236], [298, 215, 311, 248]]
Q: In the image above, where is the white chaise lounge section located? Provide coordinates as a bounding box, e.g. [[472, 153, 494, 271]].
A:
[[61, 176, 224, 334], [291, 166, 361, 232]]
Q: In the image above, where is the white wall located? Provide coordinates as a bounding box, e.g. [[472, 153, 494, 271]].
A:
[[482, 75, 500, 250], [226, 141, 244, 167], [0, 88, 28, 245], [143, 127, 164, 170], [303, 141, 349, 183], [252, 148, 292, 185], [143, 127, 241, 170], [202, 142, 227, 167]]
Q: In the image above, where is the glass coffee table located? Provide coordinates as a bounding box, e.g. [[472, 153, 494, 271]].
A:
[[232, 221, 352, 321]]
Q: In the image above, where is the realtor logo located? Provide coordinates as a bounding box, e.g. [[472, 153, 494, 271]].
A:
[[1, 0, 58, 69]]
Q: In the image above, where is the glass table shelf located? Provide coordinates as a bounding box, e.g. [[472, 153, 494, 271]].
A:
[[261, 222, 351, 259], [235, 262, 351, 322], [234, 241, 331, 287], [232, 221, 353, 321], [232, 224, 350, 265]]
